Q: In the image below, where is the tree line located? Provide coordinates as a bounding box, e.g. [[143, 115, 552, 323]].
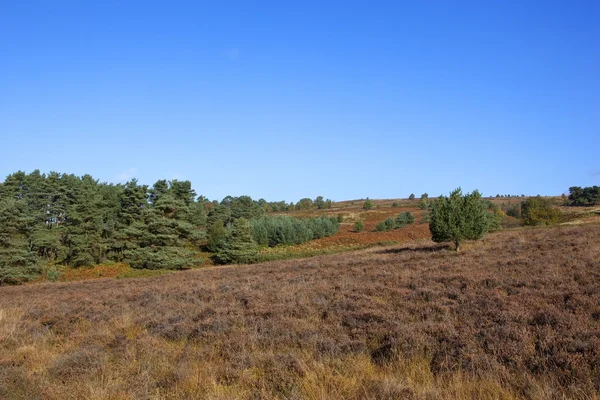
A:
[[568, 186, 600, 206], [0, 171, 338, 284]]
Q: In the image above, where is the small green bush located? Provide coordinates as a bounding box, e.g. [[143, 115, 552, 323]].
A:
[[376, 221, 386, 231], [384, 217, 396, 231], [392, 202, 399, 208], [363, 199, 374, 210], [47, 266, 61, 282], [409, 194, 415, 200], [354, 220, 365, 232], [337, 214, 344, 223], [396, 212, 415, 226]]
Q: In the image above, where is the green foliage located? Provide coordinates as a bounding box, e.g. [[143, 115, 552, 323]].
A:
[[267, 200, 293, 212], [314, 196, 332, 209], [47, 266, 61, 282], [568, 186, 600, 206], [429, 188, 489, 252], [0, 198, 40, 284], [484, 203, 504, 232], [384, 217, 396, 231], [521, 196, 562, 226], [396, 212, 415, 226], [207, 220, 230, 253], [392, 202, 399, 208], [230, 195, 265, 220], [354, 220, 365, 232], [418, 193, 430, 209], [336, 214, 344, 223], [214, 218, 259, 264], [207, 204, 232, 227], [363, 199, 374, 210], [251, 216, 339, 247], [375, 212, 415, 232], [504, 203, 521, 219], [125, 246, 202, 270], [296, 198, 313, 210], [0, 171, 210, 281], [408, 194, 415, 200]]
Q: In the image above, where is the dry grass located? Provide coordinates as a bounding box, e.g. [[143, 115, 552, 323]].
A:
[[1, 224, 599, 399]]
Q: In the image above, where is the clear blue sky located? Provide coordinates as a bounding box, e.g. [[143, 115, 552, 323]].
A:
[[1, 1, 599, 202]]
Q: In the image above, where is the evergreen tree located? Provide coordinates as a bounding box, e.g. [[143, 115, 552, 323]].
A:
[[230, 195, 265, 220], [124, 193, 203, 269], [207, 219, 230, 253], [429, 188, 489, 252], [169, 180, 196, 206], [215, 218, 258, 264], [148, 179, 169, 205], [207, 204, 232, 227], [0, 198, 39, 284]]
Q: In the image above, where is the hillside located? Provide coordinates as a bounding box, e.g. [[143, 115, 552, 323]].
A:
[[1, 223, 599, 399]]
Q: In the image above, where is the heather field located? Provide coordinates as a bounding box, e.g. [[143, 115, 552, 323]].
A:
[[1, 223, 599, 399]]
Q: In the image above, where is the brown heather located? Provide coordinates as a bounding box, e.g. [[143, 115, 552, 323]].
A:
[[1, 224, 599, 399]]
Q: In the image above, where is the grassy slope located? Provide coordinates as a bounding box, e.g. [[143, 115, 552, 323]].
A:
[[1, 223, 599, 399]]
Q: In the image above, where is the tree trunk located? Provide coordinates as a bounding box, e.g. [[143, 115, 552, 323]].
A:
[[455, 241, 460, 253]]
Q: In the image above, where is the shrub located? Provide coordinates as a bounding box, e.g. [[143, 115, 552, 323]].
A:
[[384, 217, 396, 231], [521, 196, 562, 226], [47, 266, 61, 282], [354, 220, 365, 232], [363, 200, 374, 210], [336, 214, 344, 223], [251, 216, 339, 247], [429, 188, 489, 252], [392, 202, 399, 208], [418, 198, 429, 210], [487, 207, 504, 232], [409, 193, 415, 200], [504, 204, 521, 219], [375, 212, 416, 232], [396, 212, 415, 226]]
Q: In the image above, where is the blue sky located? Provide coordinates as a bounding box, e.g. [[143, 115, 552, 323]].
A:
[[1, 1, 599, 202]]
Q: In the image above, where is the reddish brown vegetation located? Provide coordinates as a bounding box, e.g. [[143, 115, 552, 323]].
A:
[[1, 224, 599, 399]]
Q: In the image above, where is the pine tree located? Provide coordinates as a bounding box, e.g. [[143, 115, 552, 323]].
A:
[[0, 198, 40, 284], [124, 193, 203, 270], [207, 219, 230, 252], [429, 188, 489, 252], [215, 218, 258, 264]]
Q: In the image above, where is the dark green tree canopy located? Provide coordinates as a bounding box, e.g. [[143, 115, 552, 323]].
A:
[[429, 188, 489, 252], [568, 186, 600, 206]]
